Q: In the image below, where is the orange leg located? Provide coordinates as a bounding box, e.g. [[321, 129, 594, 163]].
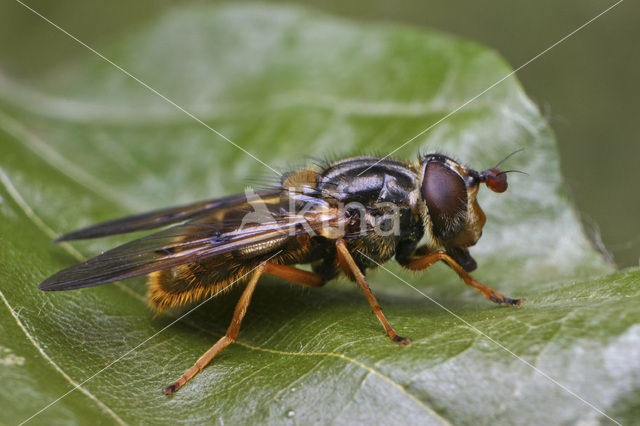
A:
[[163, 262, 323, 394], [336, 239, 410, 345], [407, 249, 523, 307], [263, 262, 325, 287], [164, 262, 265, 395]]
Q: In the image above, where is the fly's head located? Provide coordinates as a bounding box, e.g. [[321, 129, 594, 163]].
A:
[[419, 154, 513, 272]]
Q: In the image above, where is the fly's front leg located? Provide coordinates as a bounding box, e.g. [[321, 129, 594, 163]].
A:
[[406, 249, 523, 307], [335, 239, 410, 345]]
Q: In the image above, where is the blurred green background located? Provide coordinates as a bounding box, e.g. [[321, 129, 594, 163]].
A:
[[1, 0, 638, 267]]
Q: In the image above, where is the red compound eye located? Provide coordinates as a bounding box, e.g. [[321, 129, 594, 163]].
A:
[[480, 168, 508, 193]]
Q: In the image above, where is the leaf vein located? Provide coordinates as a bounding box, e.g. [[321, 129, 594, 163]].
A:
[[0, 110, 141, 210], [0, 290, 127, 426]]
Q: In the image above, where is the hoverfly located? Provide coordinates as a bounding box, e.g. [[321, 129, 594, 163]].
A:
[[39, 153, 523, 394]]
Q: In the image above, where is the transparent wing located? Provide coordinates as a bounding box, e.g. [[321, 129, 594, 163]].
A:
[[40, 192, 347, 291], [55, 189, 281, 241]]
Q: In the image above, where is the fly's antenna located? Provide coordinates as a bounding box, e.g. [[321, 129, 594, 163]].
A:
[[493, 148, 525, 169], [497, 169, 529, 177]]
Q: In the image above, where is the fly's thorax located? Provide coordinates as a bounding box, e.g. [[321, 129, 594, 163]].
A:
[[318, 157, 419, 205], [278, 157, 424, 240]]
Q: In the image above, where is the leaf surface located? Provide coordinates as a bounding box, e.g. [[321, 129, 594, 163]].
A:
[[0, 4, 637, 425]]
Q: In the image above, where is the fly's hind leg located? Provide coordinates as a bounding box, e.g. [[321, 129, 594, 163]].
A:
[[163, 262, 323, 394], [406, 249, 523, 307], [335, 239, 410, 346], [164, 263, 266, 395]]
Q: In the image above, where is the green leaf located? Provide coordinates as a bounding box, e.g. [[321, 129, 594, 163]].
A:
[[0, 4, 637, 425]]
